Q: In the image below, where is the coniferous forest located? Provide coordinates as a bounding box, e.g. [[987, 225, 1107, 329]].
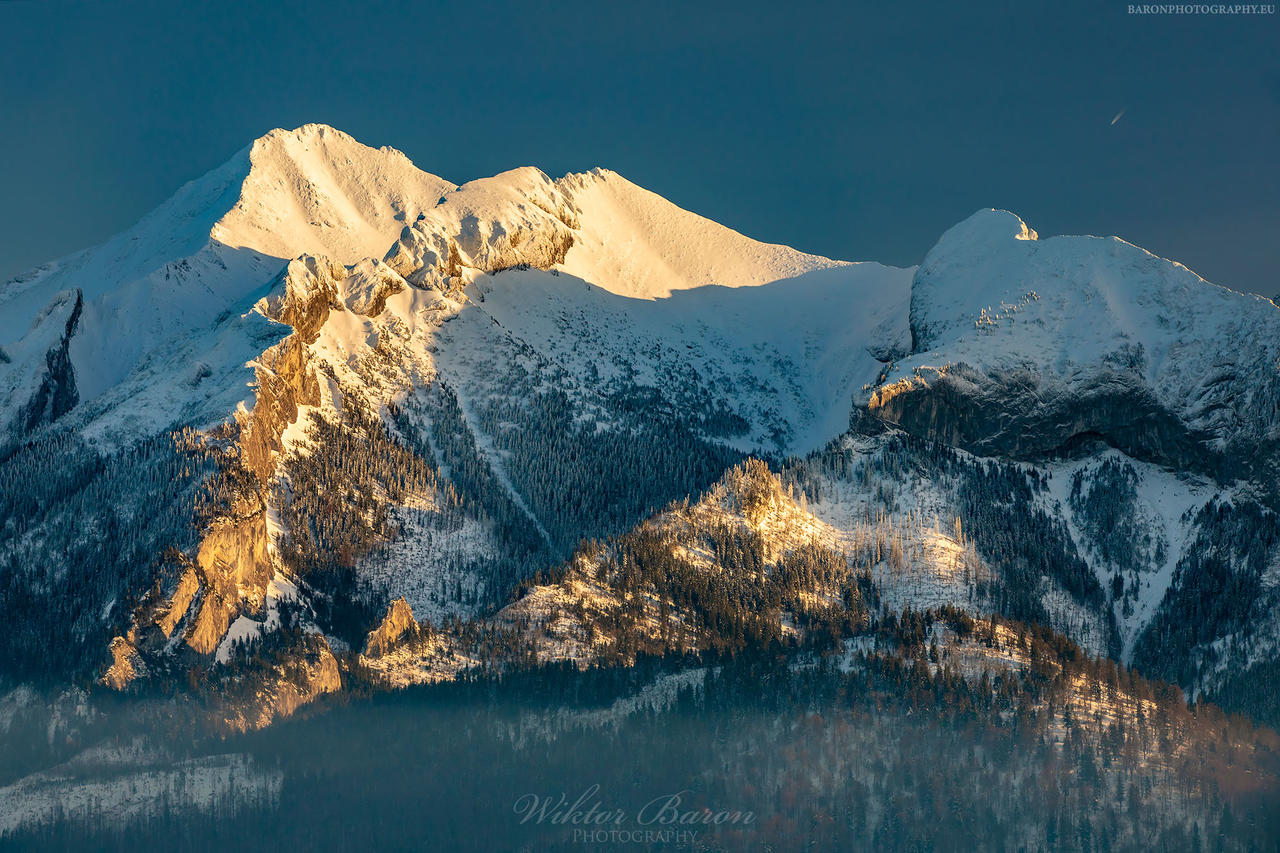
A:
[[0, 23, 1277, 846]]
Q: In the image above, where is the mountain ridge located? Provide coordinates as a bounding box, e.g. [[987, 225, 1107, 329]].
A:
[[0, 124, 1277, 747]]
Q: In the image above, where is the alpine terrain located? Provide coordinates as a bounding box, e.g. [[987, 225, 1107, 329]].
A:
[[1, 124, 1278, 851]]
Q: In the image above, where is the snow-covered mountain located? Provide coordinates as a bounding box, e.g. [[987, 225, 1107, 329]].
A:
[[0, 124, 907, 452], [1, 124, 1277, 736], [868, 209, 1280, 484], [0, 124, 454, 443]]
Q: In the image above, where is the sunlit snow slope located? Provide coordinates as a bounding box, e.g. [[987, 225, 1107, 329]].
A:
[[0, 125, 456, 437], [3, 124, 1278, 734], [864, 209, 1280, 479], [1, 125, 911, 454]]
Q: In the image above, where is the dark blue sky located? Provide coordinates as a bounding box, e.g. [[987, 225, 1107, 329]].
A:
[[2, 0, 1276, 293]]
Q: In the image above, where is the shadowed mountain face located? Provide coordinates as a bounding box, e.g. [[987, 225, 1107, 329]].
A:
[[1, 124, 1279, 847]]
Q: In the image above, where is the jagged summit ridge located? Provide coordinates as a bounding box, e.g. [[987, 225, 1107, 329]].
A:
[[0, 125, 457, 428], [0, 124, 451, 324], [381, 164, 848, 300], [0, 124, 866, 440], [2, 125, 1279, 738], [382, 166, 581, 288]]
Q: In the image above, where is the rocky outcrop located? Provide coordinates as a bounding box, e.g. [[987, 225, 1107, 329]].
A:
[[256, 256, 346, 339], [223, 638, 342, 732], [241, 257, 340, 483], [363, 597, 419, 657], [357, 599, 476, 689], [0, 288, 84, 440], [340, 259, 406, 316], [383, 167, 578, 288], [100, 635, 147, 690], [21, 289, 82, 432], [859, 209, 1280, 495], [185, 510, 274, 654], [156, 564, 202, 639], [105, 257, 338, 681], [860, 362, 1216, 474], [100, 235, 426, 695]]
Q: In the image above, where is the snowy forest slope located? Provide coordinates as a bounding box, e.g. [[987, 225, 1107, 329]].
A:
[[0, 125, 1276, 741]]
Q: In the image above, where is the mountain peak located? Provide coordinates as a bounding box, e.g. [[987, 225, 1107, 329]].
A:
[[885, 204, 1280, 485], [1, 123, 871, 435], [214, 124, 456, 265], [944, 208, 1038, 245], [252, 122, 359, 145], [555, 166, 848, 298]]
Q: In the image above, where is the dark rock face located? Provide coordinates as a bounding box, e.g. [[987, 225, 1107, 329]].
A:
[[855, 361, 1280, 503], [20, 289, 82, 433], [850, 344, 1280, 724], [861, 363, 1202, 463]]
